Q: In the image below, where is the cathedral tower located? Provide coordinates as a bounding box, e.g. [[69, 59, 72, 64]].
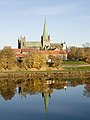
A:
[[41, 18, 50, 49], [18, 36, 26, 49]]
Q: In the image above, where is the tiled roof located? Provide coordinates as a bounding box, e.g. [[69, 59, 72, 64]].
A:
[[38, 50, 49, 54], [21, 48, 37, 52], [38, 50, 67, 54], [16, 54, 24, 58], [13, 48, 67, 58], [13, 48, 21, 52]]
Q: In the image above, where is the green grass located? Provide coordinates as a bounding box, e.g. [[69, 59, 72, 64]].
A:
[[62, 61, 88, 65], [62, 60, 90, 71], [64, 66, 90, 71]]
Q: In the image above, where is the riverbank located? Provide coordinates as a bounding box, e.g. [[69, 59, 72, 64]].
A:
[[0, 61, 90, 79], [0, 70, 90, 79]]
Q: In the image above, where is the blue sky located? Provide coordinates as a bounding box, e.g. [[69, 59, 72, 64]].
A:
[[0, 0, 90, 49]]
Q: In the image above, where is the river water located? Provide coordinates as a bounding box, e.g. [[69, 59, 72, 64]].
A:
[[0, 78, 90, 120]]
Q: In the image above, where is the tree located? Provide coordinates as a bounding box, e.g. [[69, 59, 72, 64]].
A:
[[48, 54, 62, 69], [0, 47, 17, 70], [0, 79, 16, 100], [85, 48, 90, 63], [21, 52, 46, 70], [67, 45, 90, 63], [77, 48, 87, 61], [33, 52, 46, 69], [68, 47, 78, 60], [83, 42, 90, 48]]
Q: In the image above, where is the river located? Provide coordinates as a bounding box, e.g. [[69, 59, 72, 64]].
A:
[[0, 78, 90, 120]]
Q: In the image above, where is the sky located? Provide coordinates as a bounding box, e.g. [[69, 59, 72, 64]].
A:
[[0, 0, 90, 49]]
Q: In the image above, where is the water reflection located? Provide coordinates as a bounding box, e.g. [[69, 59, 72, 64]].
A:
[[0, 79, 16, 100], [0, 78, 89, 101], [83, 80, 90, 97], [0, 77, 90, 120]]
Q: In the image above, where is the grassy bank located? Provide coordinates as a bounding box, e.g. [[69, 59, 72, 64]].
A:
[[63, 66, 90, 71], [0, 61, 90, 73], [0, 66, 90, 73], [62, 60, 88, 65], [62, 61, 90, 71]]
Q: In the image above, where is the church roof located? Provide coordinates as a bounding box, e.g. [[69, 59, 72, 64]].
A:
[[43, 17, 49, 40], [26, 41, 41, 48], [50, 43, 62, 47]]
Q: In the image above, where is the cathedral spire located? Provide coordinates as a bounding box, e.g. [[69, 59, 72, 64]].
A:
[[44, 92, 50, 113], [43, 17, 48, 40], [41, 17, 50, 49]]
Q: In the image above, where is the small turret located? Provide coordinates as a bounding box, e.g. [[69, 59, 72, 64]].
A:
[[18, 36, 26, 49], [61, 42, 67, 51]]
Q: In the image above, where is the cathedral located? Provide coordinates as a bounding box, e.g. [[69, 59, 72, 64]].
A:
[[17, 18, 67, 60], [18, 18, 66, 50]]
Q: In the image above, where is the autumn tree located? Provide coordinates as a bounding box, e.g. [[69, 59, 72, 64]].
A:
[[85, 48, 90, 63], [53, 55, 62, 69], [0, 47, 17, 70], [67, 45, 90, 63], [21, 52, 46, 70], [48, 54, 62, 69], [0, 79, 16, 100], [77, 48, 87, 61], [33, 52, 46, 69], [68, 47, 78, 60]]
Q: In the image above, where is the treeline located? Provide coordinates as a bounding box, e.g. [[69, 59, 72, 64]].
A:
[[68, 46, 90, 63], [0, 47, 62, 71]]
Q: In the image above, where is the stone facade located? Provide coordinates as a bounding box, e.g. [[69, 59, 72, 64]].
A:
[[18, 36, 41, 49]]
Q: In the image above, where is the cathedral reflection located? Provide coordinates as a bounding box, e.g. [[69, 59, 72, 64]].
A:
[[42, 92, 51, 113], [0, 78, 89, 111]]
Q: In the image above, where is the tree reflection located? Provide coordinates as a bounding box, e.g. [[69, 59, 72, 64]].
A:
[[83, 79, 90, 97], [0, 77, 88, 101], [0, 79, 16, 100]]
